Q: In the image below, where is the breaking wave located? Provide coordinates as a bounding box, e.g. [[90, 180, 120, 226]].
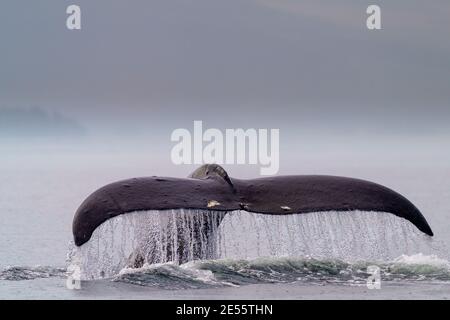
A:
[[66, 209, 449, 287], [3, 254, 450, 289], [114, 254, 450, 289]]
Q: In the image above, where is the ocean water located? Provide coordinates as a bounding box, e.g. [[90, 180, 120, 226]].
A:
[[1, 154, 450, 299]]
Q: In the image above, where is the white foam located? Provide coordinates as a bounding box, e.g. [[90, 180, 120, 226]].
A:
[[393, 253, 450, 268]]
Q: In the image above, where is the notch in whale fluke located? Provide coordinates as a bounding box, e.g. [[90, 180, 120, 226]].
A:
[[72, 164, 433, 247]]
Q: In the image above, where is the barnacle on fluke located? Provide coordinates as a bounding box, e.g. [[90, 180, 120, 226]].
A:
[[73, 164, 433, 247]]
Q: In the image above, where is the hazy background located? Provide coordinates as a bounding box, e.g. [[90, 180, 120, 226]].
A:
[[1, 0, 449, 175]]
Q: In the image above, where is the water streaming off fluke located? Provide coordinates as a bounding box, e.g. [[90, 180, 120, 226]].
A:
[[68, 209, 446, 281]]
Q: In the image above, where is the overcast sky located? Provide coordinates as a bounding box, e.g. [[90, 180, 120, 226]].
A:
[[0, 0, 449, 141]]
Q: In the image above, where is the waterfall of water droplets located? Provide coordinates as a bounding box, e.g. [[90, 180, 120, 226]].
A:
[[216, 210, 443, 261], [68, 209, 225, 279], [68, 209, 445, 280]]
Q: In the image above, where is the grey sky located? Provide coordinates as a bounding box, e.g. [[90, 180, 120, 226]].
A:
[[0, 0, 449, 137]]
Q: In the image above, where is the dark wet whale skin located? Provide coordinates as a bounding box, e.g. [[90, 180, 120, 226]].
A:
[[73, 165, 433, 246]]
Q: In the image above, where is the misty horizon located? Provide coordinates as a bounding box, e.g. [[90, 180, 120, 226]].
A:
[[1, 0, 449, 174]]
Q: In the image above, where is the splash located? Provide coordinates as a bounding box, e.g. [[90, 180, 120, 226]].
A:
[[68, 209, 224, 280], [68, 209, 448, 280]]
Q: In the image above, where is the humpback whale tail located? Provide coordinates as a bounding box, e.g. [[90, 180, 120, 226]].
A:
[[72, 164, 433, 268]]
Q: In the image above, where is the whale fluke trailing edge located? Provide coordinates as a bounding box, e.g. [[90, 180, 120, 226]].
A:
[[72, 164, 433, 247]]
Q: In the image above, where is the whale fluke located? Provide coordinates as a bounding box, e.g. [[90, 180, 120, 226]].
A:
[[72, 164, 433, 248]]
